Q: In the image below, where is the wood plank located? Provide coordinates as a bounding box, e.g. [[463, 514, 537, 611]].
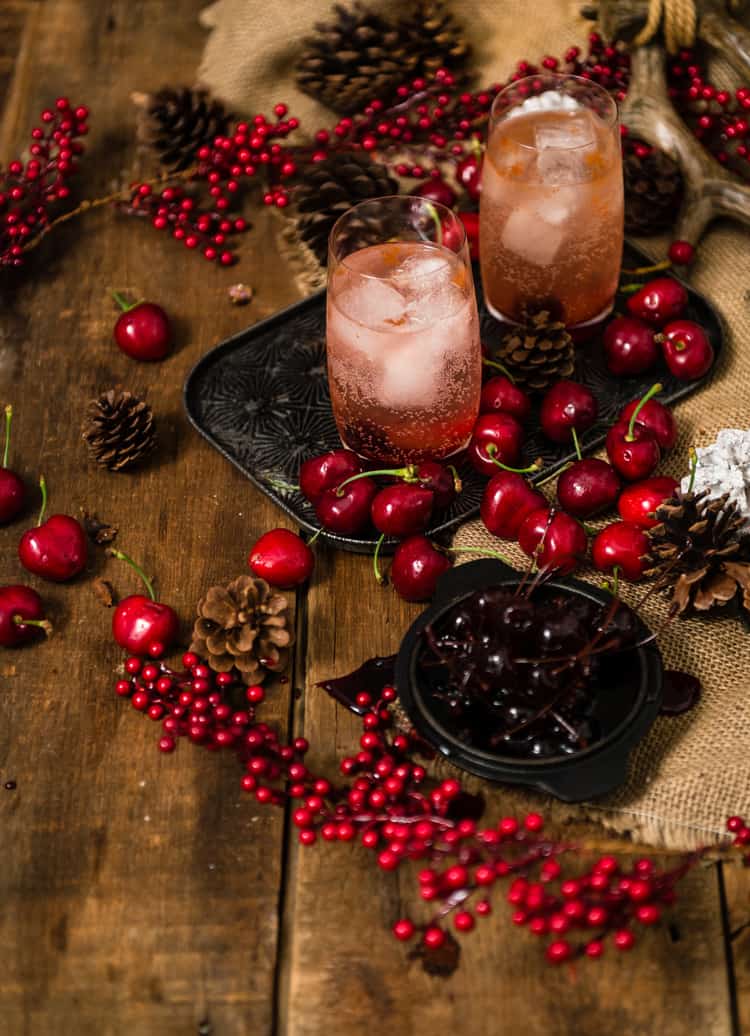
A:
[[718, 861, 750, 1034], [281, 544, 735, 1036], [0, 1, 301, 1032]]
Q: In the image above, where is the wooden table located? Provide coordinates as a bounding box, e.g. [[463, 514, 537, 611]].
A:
[[1, 2, 749, 1032]]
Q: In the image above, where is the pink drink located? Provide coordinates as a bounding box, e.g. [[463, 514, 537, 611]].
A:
[[327, 240, 481, 464], [480, 83, 623, 328]]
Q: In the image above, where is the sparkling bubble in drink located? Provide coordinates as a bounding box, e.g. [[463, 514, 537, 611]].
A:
[[480, 75, 624, 329], [326, 198, 481, 464]]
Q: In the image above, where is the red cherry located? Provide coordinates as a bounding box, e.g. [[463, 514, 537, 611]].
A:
[[479, 375, 531, 423], [659, 319, 715, 380], [540, 381, 598, 445], [457, 211, 479, 259], [371, 483, 433, 537], [112, 595, 179, 654], [299, 449, 362, 503], [18, 478, 87, 581], [314, 476, 376, 535], [606, 384, 662, 481], [606, 422, 660, 481], [517, 509, 587, 575], [626, 277, 687, 326], [592, 521, 650, 581], [456, 149, 483, 201], [0, 406, 25, 524], [617, 477, 679, 528], [390, 536, 451, 601], [468, 412, 524, 475], [604, 316, 659, 376], [668, 240, 695, 266], [411, 178, 457, 208], [0, 585, 51, 647], [248, 528, 314, 587], [618, 398, 677, 449], [108, 550, 179, 655], [410, 461, 460, 510], [113, 293, 172, 361], [480, 471, 545, 538], [556, 459, 620, 518]]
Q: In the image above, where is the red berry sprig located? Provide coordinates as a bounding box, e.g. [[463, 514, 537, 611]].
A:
[[0, 97, 89, 267]]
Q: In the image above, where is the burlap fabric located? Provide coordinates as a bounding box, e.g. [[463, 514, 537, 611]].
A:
[[198, 1, 750, 847]]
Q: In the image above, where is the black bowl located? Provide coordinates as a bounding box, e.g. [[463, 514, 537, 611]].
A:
[[395, 559, 663, 802]]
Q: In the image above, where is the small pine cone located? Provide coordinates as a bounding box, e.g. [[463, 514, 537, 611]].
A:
[[82, 390, 157, 472], [293, 153, 398, 265], [645, 489, 750, 618], [396, 0, 471, 78], [189, 575, 293, 684], [296, 2, 417, 114], [624, 144, 684, 235], [132, 87, 231, 172], [493, 310, 575, 393]]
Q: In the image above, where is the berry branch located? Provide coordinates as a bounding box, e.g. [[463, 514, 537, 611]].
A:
[[112, 644, 750, 972]]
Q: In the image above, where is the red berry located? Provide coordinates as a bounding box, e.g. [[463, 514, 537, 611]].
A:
[[618, 477, 678, 529], [423, 926, 445, 949], [19, 511, 87, 582], [393, 918, 415, 941], [113, 595, 179, 656], [479, 375, 531, 423], [454, 911, 475, 932], [618, 398, 677, 450], [604, 316, 659, 376], [540, 380, 598, 445], [613, 929, 636, 951], [546, 939, 573, 964], [660, 319, 714, 380], [626, 277, 687, 326], [390, 535, 451, 602], [480, 471, 545, 539], [592, 521, 650, 581], [518, 509, 587, 575], [556, 459, 620, 519], [668, 240, 695, 266]]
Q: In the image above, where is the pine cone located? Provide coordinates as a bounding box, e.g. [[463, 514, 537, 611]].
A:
[[190, 575, 293, 684], [82, 390, 157, 471], [293, 153, 398, 265], [396, 0, 470, 78], [645, 490, 750, 619], [132, 87, 231, 172], [624, 145, 684, 235], [296, 2, 417, 114], [492, 310, 575, 393]]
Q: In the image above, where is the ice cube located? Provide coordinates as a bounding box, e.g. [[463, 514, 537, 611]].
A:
[[535, 112, 596, 185], [379, 338, 441, 406], [391, 251, 454, 297], [501, 207, 565, 267], [337, 279, 406, 329], [405, 282, 467, 324]]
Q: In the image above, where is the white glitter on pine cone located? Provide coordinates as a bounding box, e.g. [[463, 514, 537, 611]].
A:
[[680, 429, 750, 520]]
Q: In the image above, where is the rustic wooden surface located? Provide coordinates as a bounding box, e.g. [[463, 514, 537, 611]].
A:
[[0, 2, 747, 1034]]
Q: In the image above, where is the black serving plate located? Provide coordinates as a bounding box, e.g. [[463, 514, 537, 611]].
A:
[[395, 559, 663, 802], [184, 243, 723, 554]]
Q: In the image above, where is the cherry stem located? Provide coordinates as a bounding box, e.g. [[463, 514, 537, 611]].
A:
[[536, 461, 572, 488], [571, 426, 583, 462], [470, 137, 484, 160], [107, 548, 156, 601], [2, 405, 11, 469], [687, 446, 698, 494], [308, 526, 323, 546], [266, 476, 300, 493], [621, 259, 671, 276], [450, 545, 515, 567], [37, 475, 47, 526], [481, 357, 515, 383], [601, 566, 621, 596], [336, 466, 416, 494], [448, 465, 463, 493], [619, 282, 644, 294], [13, 614, 52, 636], [626, 382, 662, 442], [112, 291, 143, 313], [373, 533, 386, 585], [486, 444, 542, 475], [422, 201, 442, 244]]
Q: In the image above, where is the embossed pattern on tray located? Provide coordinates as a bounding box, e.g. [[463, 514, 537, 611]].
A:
[[184, 244, 723, 554]]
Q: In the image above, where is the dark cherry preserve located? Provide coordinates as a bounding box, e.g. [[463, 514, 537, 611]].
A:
[[416, 585, 642, 761]]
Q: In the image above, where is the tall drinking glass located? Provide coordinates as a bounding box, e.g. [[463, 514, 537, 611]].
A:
[[479, 74, 623, 329], [326, 196, 481, 465]]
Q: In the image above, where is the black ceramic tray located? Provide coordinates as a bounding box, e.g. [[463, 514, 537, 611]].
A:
[[395, 558, 663, 802], [184, 243, 723, 554]]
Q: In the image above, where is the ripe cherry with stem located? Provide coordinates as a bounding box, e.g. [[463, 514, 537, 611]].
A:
[[109, 548, 179, 655], [606, 383, 663, 481], [0, 405, 25, 524]]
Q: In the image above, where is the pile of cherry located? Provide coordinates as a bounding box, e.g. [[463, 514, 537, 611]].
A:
[[250, 275, 713, 603]]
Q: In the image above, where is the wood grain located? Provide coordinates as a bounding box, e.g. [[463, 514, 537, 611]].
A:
[[0, 2, 297, 1032], [0, 1, 747, 1034]]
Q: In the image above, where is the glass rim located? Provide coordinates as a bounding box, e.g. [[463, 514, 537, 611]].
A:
[[328, 194, 467, 282], [489, 73, 618, 151]]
